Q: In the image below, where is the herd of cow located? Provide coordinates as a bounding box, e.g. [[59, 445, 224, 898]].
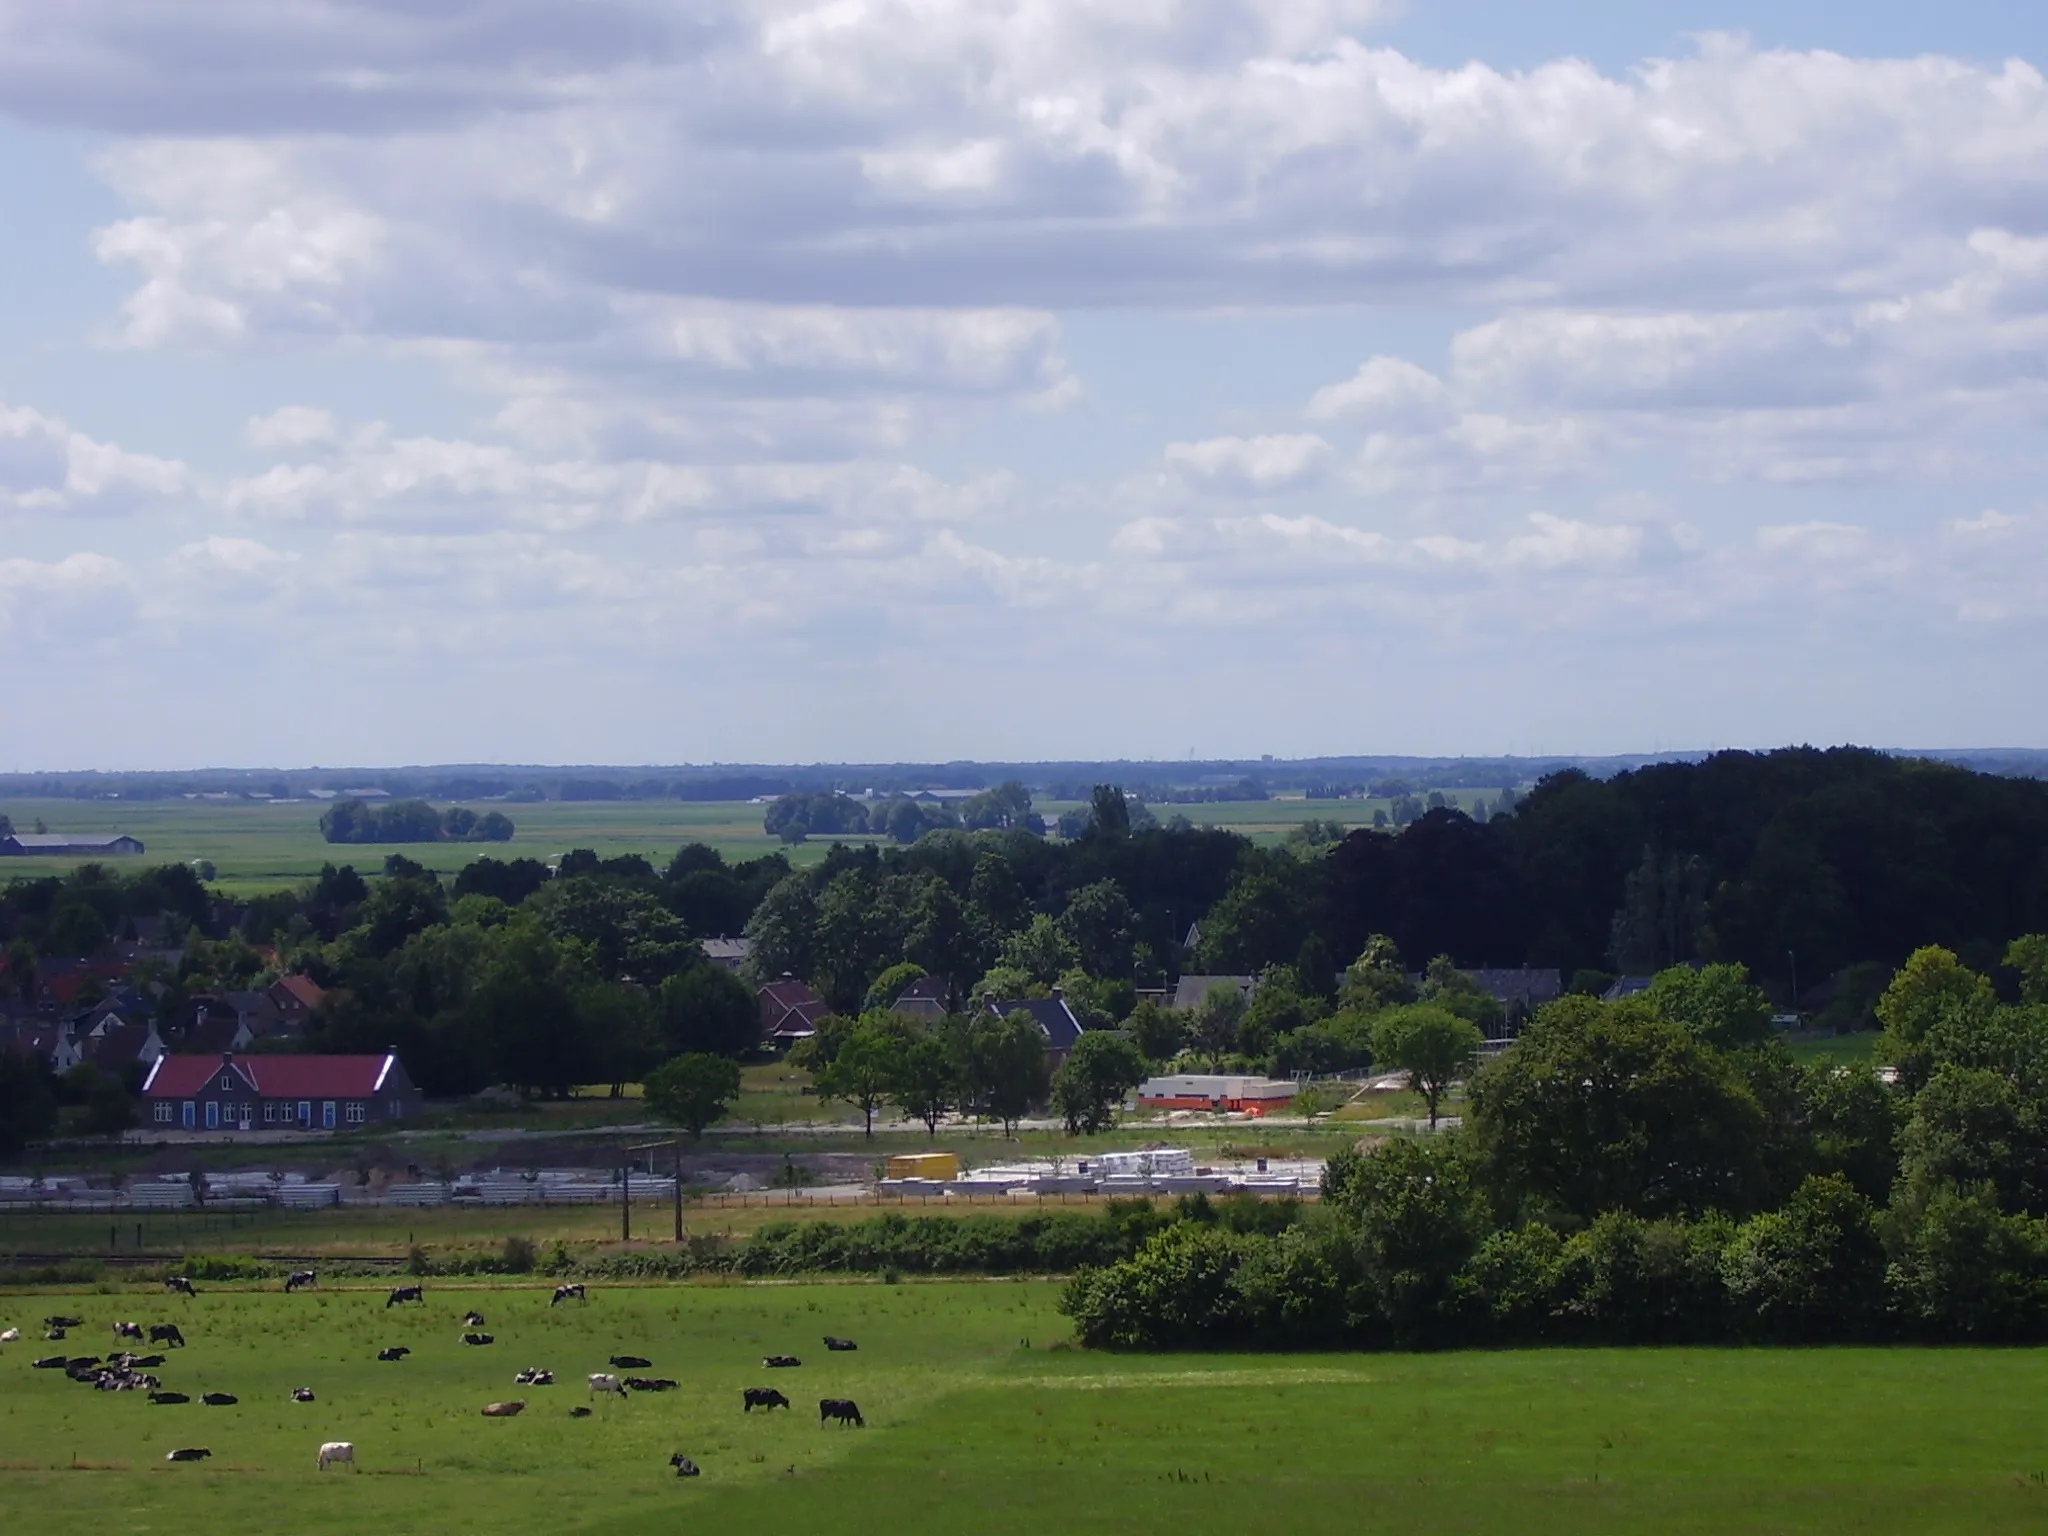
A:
[[5, 1273, 867, 1478]]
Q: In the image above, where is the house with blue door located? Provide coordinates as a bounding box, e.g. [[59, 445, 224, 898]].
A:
[[141, 1051, 421, 1134]]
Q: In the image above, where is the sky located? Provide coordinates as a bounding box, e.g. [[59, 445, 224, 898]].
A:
[[3, 1, 2047, 770]]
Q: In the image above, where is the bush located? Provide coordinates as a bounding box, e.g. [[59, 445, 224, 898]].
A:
[[1722, 1175, 1888, 1340], [500, 1234, 537, 1274]]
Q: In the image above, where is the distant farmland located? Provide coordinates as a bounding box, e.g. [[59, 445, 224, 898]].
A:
[[0, 794, 1487, 894]]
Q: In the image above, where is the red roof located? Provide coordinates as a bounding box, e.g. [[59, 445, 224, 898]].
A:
[[272, 975, 326, 1010], [144, 1052, 397, 1098]]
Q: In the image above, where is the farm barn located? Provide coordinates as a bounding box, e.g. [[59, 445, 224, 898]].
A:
[[142, 1051, 422, 1133]]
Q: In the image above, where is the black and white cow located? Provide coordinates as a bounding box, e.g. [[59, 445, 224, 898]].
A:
[[669, 1453, 701, 1477], [285, 1270, 319, 1293], [386, 1285, 424, 1308], [550, 1284, 586, 1306]]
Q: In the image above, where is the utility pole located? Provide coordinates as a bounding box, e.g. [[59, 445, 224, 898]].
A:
[[621, 1161, 631, 1243]]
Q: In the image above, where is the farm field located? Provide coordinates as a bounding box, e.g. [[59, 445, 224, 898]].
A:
[[2, 1281, 2046, 1535], [0, 793, 1447, 894]]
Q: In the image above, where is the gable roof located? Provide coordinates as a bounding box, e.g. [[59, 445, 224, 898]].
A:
[[143, 1052, 401, 1099], [1171, 974, 1257, 1011], [758, 976, 827, 1041], [270, 975, 325, 1010], [982, 996, 1084, 1052], [1462, 968, 1564, 1006]]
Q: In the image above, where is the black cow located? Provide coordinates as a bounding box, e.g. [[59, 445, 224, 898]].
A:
[[669, 1453, 701, 1478], [462, 1333, 495, 1347], [292, 1388, 317, 1402], [45, 1314, 83, 1328], [149, 1324, 186, 1348], [165, 1447, 211, 1461], [133, 1354, 167, 1368], [569, 1406, 593, 1418], [462, 1310, 486, 1327], [609, 1354, 652, 1369], [625, 1377, 677, 1392], [32, 1356, 69, 1369], [743, 1387, 791, 1412], [824, 1336, 858, 1351], [386, 1285, 424, 1308], [762, 1355, 800, 1369], [114, 1321, 145, 1340], [550, 1284, 586, 1306], [286, 1270, 318, 1293], [150, 1391, 191, 1404], [165, 1276, 196, 1297], [820, 1398, 865, 1427], [202, 1392, 238, 1406], [377, 1347, 410, 1361]]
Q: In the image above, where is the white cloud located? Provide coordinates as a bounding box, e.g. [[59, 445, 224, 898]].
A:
[[0, 401, 188, 513], [1163, 433, 1333, 493], [245, 405, 339, 450]]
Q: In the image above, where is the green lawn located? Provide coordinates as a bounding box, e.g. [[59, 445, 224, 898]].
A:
[[1785, 1032, 1882, 1066], [2, 1280, 2046, 1534]]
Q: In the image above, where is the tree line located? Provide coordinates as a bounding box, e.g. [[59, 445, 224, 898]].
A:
[[1064, 940, 2048, 1348], [319, 798, 514, 845]]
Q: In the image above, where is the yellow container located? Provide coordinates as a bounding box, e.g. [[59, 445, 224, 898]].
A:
[[885, 1152, 961, 1180]]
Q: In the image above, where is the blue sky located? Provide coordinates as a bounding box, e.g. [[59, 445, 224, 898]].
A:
[[1, 1, 2045, 769]]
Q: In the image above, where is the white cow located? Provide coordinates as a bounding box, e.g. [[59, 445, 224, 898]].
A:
[[0, 1328, 19, 1343], [587, 1372, 626, 1399], [317, 1441, 357, 1471]]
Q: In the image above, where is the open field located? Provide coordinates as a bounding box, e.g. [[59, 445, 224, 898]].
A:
[[2, 1280, 2047, 1534], [0, 793, 1450, 893]]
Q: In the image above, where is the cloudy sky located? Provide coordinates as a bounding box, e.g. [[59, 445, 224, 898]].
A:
[[4, 1, 2047, 769]]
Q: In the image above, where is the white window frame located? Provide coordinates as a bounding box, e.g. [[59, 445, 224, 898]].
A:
[[345, 1102, 366, 1125], [154, 1102, 173, 1123], [263, 1102, 275, 1123], [182, 1101, 195, 1129], [322, 1100, 336, 1129]]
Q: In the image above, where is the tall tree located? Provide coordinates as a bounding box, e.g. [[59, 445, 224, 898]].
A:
[[1051, 1031, 1147, 1135], [644, 1052, 743, 1140], [890, 1029, 956, 1137], [1371, 1004, 1482, 1129], [812, 1012, 908, 1137]]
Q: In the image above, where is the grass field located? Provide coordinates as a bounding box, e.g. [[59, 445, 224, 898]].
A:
[[2, 1279, 2047, 1534], [0, 794, 1452, 893]]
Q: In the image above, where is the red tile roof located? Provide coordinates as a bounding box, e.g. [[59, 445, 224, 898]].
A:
[[144, 1052, 397, 1098], [272, 975, 326, 1010]]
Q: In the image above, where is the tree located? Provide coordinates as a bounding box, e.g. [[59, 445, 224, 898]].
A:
[[812, 1012, 908, 1137], [997, 913, 1080, 987], [1087, 784, 1131, 840], [0, 1048, 58, 1156], [970, 1009, 1051, 1135], [1468, 996, 1769, 1221], [890, 1029, 956, 1137], [1338, 935, 1415, 1013], [742, 874, 818, 987], [864, 961, 928, 1014], [1188, 984, 1246, 1070], [644, 1052, 743, 1140], [465, 922, 588, 1099], [1125, 998, 1185, 1064], [1051, 1031, 1146, 1134], [1644, 962, 1775, 1050], [5, 937, 35, 1002], [2008, 934, 2048, 1006], [1371, 1004, 1482, 1128], [1876, 946, 1998, 1090], [1058, 880, 1136, 980]]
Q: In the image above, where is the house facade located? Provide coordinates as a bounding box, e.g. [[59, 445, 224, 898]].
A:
[[142, 1051, 421, 1133]]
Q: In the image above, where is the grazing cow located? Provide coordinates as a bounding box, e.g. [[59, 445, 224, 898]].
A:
[[317, 1441, 357, 1471], [625, 1377, 678, 1392], [202, 1392, 238, 1406], [743, 1387, 791, 1412], [386, 1284, 424, 1308], [462, 1310, 486, 1326], [32, 1355, 69, 1369], [824, 1336, 858, 1351], [150, 1391, 191, 1404], [292, 1388, 316, 1402], [150, 1324, 186, 1348], [0, 1327, 18, 1341], [114, 1321, 145, 1340], [462, 1333, 495, 1347], [568, 1406, 593, 1418], [481, 1400, 526, 1417], [609, 1354, 651, 1369], [46, 1314, 84, 1328], [669, 1453, 701, 1478], [762, 1355, 800, 1369], [165, 1276, 196, 1297], [514, 1369, 555, 1386], [377, 1346, 410, 1362], [819, 1398, 865, 1428], [587, 1373, 627, 1400], [550, 1284, 586, 1306], [285, 1270, 318, 1293], [165, 1447, 211, 1462]]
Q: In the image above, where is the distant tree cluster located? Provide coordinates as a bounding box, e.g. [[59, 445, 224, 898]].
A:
[[319, 798, 514, 845]]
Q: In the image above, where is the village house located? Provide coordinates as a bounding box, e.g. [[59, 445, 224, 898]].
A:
[[142, 1051, 422, 1133], [758, 975, 828, 1046]]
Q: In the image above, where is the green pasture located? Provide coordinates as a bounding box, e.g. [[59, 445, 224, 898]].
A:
[[3, 1281, 2048, 1534], [0, 793, 1446, 894]]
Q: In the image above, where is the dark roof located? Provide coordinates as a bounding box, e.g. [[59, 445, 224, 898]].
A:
[[144, 1052, 405, 1098], [1171, 975, 1256, 1011], [982, 997, 1084, 1052], [84, 1024, 158, 1070], [1463, 968, 1564, 1006], [180, 1018, 251, 1054], [1602, 975, 1656, 1001], [758, 977, 827, 1041]]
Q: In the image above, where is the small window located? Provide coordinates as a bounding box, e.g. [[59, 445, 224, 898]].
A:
[[263, 1103, 275, 1123], [154, 1103, 173, 1123], [345, 1102, 366, 1124], [221, 1075, 234, 1091], [278, 1102, 293, 1123]]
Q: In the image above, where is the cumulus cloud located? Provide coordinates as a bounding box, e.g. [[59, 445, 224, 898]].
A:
[[1162, 433, 1333, 494], [0, 402, 188, 513]]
